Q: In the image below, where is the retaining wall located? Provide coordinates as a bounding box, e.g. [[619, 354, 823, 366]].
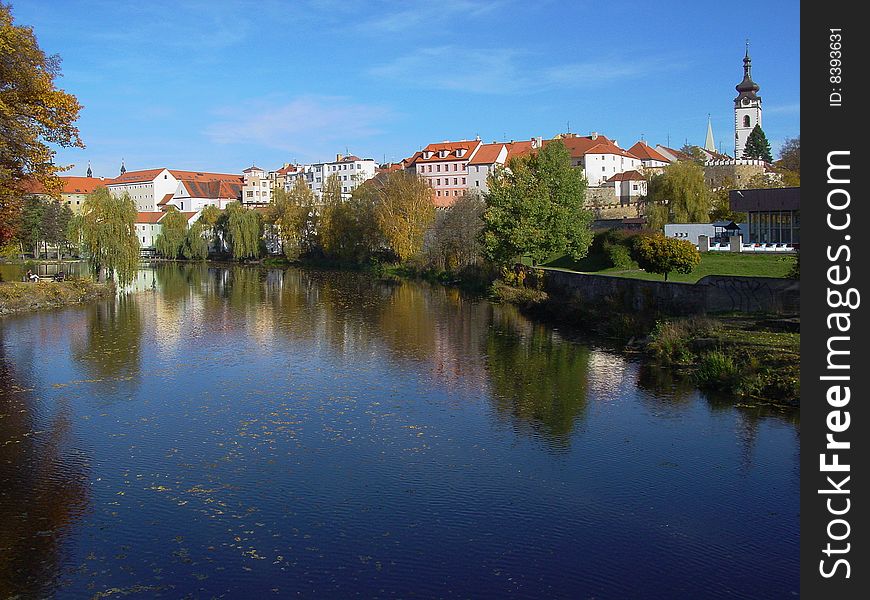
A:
[[540, 268, 799, 315]]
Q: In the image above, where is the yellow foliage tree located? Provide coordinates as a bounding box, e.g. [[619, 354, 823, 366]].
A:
[[0, 4, 83, 245], [373, 171, 435, 262]]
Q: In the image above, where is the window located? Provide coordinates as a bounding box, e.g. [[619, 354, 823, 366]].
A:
[[743, 115, 751, 127], [462, 178, 466, 185], [453, 178, 458, 185], [475, 181, 480, 187], [247, 191, 254, 197], [436, 165, 441, 172], [436, 179, 441, 185], [453, 164, 457, 171], [436, 191, 441, 197], [427, 165, 432, 173]]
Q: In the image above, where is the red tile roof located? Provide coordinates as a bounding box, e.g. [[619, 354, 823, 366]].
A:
[[157, 193, 174, 206], [180, 179, 242, 200], [112, 168, 241, 184], [21, 176, 111, 195], [606, 170, 646, 182], [407, 140, 482, 164], [468, 143, 505, 165], [545, 134, 636, 160], [627, 142, 670, 163], [136, 212, 165, 224], [505, 140, 534, 160]]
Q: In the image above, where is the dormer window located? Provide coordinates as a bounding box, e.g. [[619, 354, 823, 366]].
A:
[[439, 150, 448, 158], [423, 151, 432, 159], [456, 148, 466, 158]]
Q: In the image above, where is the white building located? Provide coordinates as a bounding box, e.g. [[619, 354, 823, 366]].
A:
[[627, 141, 671, 171], [557, 133, 643, 187], [241, 166, 272, 206], [110, 168, 242, 212], [606, 170, 647, 204], [302, 154, 377, 200]]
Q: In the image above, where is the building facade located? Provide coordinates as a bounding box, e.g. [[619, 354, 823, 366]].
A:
[[404, 140, 482, 207]]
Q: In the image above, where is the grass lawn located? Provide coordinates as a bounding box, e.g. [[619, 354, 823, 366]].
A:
[[544, 251, 796, 283]]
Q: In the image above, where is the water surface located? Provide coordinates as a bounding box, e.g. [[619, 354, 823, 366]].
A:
[[0, 264, 799, 598]]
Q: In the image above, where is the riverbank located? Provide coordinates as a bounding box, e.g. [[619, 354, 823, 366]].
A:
[[0, 279, 114, 316], [491, 281, 799, 407]]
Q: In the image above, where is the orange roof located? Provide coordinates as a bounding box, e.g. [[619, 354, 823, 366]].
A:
[[627, 141, 670, 163], [505, 140, 534, 160], [407, 139, 481, 164], [606, 170, 646, 182], [20, 176, 110, 196], [157, 193, 174, 206], [180, 179, 242, 200], [136, 212, 165, 224], [112, 168, 241, 184], [546, 134, 637, 160], [180, 211, 198, 221], [468, 143, 505, 165]]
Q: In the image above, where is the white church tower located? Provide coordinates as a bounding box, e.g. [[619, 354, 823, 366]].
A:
[[734, 41, 762, 159]]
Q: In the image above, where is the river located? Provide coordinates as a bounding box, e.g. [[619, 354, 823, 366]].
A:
[[0, 263, 799, 598]]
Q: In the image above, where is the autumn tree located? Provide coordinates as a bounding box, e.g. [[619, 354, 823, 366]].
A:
[[154, 207, 188, 259], [483, 139, 592, 266], [642, 160, 711, 231], [0, 4, 84, 245], [373, 170, 435, 262], [633, 234, 701, 281], [269, 179, 315, 259], [81, 188, 139, 286], [199, 204, 222, 251], [777, 136, 800, 174], [742, 124, 773, 162]]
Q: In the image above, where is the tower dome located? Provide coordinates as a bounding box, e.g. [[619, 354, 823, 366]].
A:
[[734, 41, 761, 104]]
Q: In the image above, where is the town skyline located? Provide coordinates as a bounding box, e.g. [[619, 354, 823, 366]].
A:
[[18, 0, 799, 178]]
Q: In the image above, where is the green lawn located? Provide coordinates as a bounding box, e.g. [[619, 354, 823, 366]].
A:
[[544, 251, 796, 283]]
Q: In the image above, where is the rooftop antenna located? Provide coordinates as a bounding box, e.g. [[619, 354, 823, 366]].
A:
[[666, 133, 670, 147], [567, 120, 571, 134]]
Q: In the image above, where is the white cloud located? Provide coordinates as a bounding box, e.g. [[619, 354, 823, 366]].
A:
[[360, 0, 503, 33], [204, 95, 393, 160]]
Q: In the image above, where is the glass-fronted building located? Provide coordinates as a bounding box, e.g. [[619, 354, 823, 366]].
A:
[[729, 187, 800, 244]]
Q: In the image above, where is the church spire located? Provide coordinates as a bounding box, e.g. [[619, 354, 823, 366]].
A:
[[120, 159, 126, 175], [704, 114, 716, 152], [735, 39, 761, 104], [86, 160, 93, 178]]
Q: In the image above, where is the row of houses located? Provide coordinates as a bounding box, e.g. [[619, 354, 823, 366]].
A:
[[25, 129, 776, 252]]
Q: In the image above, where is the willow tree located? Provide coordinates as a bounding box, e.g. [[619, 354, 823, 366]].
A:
[[373, 171, 435, 262], [270, 179, 314, 259], [154, 207, 188, 259], [642, 160, 711, 232], [182, 220, 209, 260], [0, 4, 83, 245], [81, 188, 139, 285], [221, 201, 262, 260]]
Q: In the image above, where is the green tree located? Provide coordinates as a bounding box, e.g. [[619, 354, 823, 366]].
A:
[[642, 160, 711, 231], [18, 195, 45, 257], [373, 171, 436, 262], [633, 234, 700, 281], [742, 124, 773, 162], [269, 180, 314, 259], [680, 144, 707, 164], [219, 201, 262, 260], [182, 220, 209, 260], [41, 199, 68, 259], [483, 140, 592, 266], [154, 207, 188, 259], [0, 3, 84, 245], [81, 188, 139, 285]]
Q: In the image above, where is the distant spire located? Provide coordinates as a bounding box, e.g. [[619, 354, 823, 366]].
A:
[[86, 160, 93, 178], [120, 159, 126, 175], [704, 114, 716, 152]]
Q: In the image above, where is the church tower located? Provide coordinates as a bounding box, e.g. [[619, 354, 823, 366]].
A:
[[734, 41, 762, 159]]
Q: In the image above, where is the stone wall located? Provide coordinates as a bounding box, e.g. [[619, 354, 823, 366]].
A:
[[539, 268, 799, 315], [584, 186, 639, 219]]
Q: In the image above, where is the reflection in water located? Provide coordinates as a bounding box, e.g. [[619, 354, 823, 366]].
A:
[[486, 321, 590, 449], [0, 264, 800, 598], [0, 331, 90, 598]]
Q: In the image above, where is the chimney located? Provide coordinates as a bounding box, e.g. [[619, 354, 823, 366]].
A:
[[590, 132, 598, 140], [336, 153, 343, 162]]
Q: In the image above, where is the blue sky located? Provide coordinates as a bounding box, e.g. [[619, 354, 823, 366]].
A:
[[16, 0, 800, 178]]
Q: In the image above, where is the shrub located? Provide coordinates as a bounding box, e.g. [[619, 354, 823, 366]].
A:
[[632, 233, 701, 281], [695, 350, 738, 387]]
